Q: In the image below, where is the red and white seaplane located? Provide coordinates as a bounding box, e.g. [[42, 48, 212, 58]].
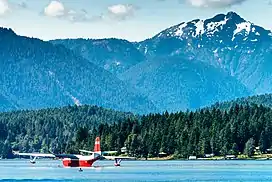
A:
[[13, 137, 135, 167]]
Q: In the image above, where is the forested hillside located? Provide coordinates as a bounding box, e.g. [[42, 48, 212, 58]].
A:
[[52, 12, 272, 113], [96, 104, 272, 158], [0, 105, 137, 158], [119, 56, 249, 111], [50, 38, 145, 75], [2, 11, 272, 113], [1, 103, 272, 159], [211, 94, 272, 110], [0, 27, 157, 114]]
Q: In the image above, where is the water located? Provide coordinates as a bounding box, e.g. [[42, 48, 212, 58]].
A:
[[1, 159, 272, 181]]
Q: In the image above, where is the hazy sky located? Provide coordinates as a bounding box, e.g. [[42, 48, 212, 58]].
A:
[[0, 0, 271, 41]]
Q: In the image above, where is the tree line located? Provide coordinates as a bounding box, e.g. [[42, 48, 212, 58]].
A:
[[95, 103, 272, 158], [1, 103, 272, 159], [0, 105, 136, 158]]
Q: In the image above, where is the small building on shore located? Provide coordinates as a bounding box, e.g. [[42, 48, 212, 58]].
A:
[[158, 152, 167, 158], [225, 155, 237, 160], [121, 147, 127, 154], [188, 156, 197, 160], [266, 149, 272, 154], [254, 146, 261, 154], [204, 153, 215, 158]]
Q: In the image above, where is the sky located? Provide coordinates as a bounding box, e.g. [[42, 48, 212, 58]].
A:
[[0, 0, 271, 41]]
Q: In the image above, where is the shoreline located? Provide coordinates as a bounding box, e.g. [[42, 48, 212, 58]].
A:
[[2, 157, 272, 161], [4, 154, 272, 161], [139, 154, 272, 161]]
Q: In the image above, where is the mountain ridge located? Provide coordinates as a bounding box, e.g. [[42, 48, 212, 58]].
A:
[[210, 93, 272, 110], [0, 27, 157, 114], [1, 11, 272, 113], [137, 11, 272, 94], [50, 38, 146, 75]]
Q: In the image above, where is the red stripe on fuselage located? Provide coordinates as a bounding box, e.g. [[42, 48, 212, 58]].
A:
[[62, 158, 98, 167]]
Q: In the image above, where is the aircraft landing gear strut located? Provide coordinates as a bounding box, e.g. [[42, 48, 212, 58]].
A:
[[30, 156, 37, 164], [114, 159, 122, 167]]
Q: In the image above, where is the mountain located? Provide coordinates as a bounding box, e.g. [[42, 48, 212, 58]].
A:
[[0, 28, 157, 114], [2, 11, 270, 113], [50, 38, 146, 75], [50, 12, 266, 112], [138, 12, 272, 94], [119, 56, 249, 111], [0, 94, 17, 111]]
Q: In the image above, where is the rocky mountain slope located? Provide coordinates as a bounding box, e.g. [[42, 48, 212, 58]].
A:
[[138, 12, 272, 94]]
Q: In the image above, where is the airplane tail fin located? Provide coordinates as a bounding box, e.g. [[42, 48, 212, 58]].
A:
[[94, 137, 101, 153]]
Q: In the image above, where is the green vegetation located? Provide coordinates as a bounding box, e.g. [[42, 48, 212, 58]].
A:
[[1, 102, 272, 160], [211, 94, 272, 110], [0, 27, 157, 114], [0, 105, 137, 158]]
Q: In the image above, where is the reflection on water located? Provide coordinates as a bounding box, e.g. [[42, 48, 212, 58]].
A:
[[1, 160, 272, 181]]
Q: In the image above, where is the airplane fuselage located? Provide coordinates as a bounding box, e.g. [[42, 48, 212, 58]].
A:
[[56, 154, 101, 167], [62, 158, 98, 167]]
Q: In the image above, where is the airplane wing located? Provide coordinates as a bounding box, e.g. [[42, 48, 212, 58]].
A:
[[54, 154, 79, 159], [79, 150, 117, 155], [13, 151, 55, 158], [79, 149, 95, 154], [103, 155, 136, 166], [103, 156, 136, 160], [101, 151, 118, 155]]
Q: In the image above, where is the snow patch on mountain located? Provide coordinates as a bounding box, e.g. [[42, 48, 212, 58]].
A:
[[166, 12, 270, 45], [115, 61, 121, 66], [206, 17, 228, 35], [233, 22, 251, 36], [144, 46, 148, 54], [231, 22, 251, 41], [193, 20, 205, 37], [70, 95, 81, 106], [48, 71, 54, 75], [175, 23, 187, 36]]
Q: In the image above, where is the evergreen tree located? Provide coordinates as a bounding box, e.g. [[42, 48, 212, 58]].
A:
[[229, 143, 239, 155], [259, 131, 268, 153], [244, 138, 255, 157]]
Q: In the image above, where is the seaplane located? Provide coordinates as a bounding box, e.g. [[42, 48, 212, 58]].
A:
[[13, 137, 135, 167]]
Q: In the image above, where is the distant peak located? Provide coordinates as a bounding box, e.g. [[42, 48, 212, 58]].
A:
[[155, 11, 270, 41], [226, 11, 240, 17], [209, 11, 245, 24], [0, 27, 16, 36], [225, 11, 245, 22]]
